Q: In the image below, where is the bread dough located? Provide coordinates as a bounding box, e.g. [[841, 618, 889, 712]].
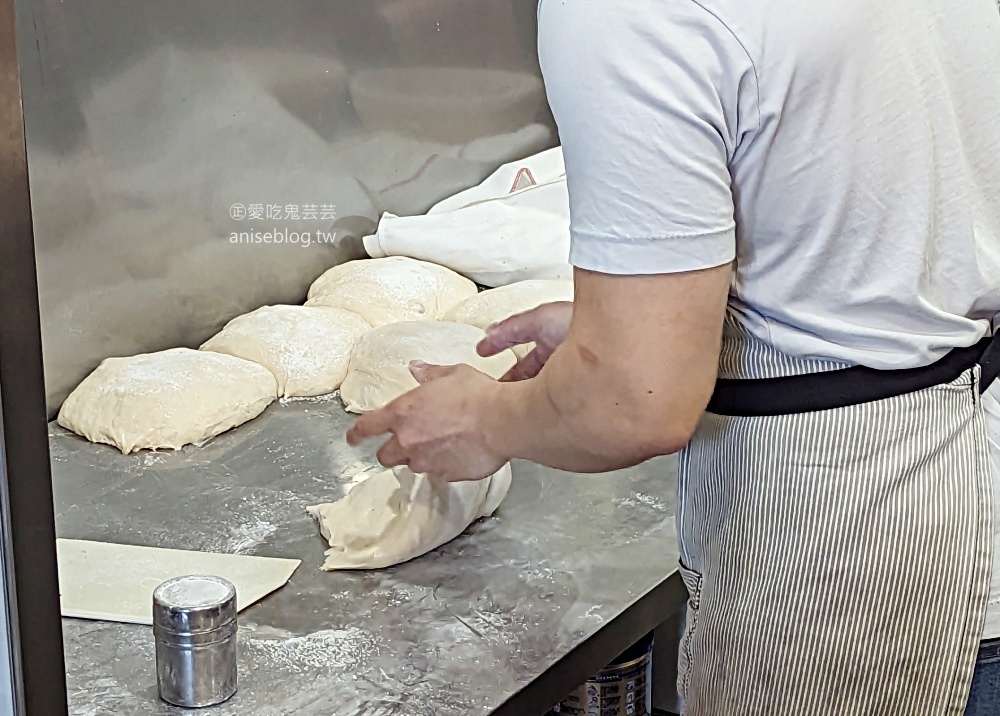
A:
[[57, 348, 278, 454], [200, 305, 371, 398], [307, 463, 513, 570], [441, 279, 574, 358], [479, 462, 514, 517], [40, 278, 201, 416], [305, 257, 477, 327], [441, 279, 574, 328], [339, 321, 516, 413]]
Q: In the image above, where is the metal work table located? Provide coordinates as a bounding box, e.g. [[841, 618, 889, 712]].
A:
[[50, 394, 684, 716]]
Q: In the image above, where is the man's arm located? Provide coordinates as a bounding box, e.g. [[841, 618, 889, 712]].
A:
[[347, 0, 748, 480], [485, 264, 730, 473], [346, 262, 730, 480], [480, 0, 750, 471]]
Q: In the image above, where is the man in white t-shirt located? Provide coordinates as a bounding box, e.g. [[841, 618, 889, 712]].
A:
[[349, 0, 1000, 712]]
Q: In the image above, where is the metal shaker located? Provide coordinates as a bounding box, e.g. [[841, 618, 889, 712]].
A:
[[153, 575, 238, 708]]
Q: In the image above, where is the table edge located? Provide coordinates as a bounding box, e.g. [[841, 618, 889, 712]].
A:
[[490, 568, 687, 716]]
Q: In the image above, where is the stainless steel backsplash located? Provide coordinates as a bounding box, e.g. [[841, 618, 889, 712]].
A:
[[16, 0, 556, 416]]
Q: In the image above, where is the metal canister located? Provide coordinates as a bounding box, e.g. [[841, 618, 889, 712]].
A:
[[152, 575, 239, 708], [551, 632, 654, 716]]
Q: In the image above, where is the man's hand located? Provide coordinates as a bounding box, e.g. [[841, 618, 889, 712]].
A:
[[347, 264, 730, 478], [345, 361, 508, 482], [478, 301, 573, 382], [345, 302, 572, 481]]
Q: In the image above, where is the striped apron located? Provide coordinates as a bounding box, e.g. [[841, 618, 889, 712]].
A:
[[675, 312, 995, 715]]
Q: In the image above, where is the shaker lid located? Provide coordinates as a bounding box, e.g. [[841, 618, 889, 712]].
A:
[[153, 575, 237, 633]]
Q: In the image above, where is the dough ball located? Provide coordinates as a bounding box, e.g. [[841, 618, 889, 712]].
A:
[[57, 347, 278, 454], [41, 278, 203, 417], [200, 305, 372, 398], [307, 463, 512, 570], [479, 464, 513, 518], [305, 256, 477, 327], [339, 321, 516, 413], [441, 279, 574, 358], [442, 279, 574, 328]]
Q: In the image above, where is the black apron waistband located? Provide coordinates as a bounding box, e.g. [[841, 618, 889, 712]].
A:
[[707, 332, 1000, 417]]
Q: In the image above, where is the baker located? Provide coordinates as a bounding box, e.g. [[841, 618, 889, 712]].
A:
[[348, 0, 1000, 712]]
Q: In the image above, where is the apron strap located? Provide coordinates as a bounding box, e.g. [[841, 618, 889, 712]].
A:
[[977, 331, 1000, 394], [708, 333, 999, 417]]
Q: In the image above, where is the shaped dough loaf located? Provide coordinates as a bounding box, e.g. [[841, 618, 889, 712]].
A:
[[57, 348, 278, 454], [307, 463, 513, 570], [305, 256, 477, 327], [440, 279, 574, 358], [200, 305, 371, 398], [339, 321, 516, 413]]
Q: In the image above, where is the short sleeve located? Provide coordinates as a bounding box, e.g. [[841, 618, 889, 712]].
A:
[[537, 0, 758, 275]]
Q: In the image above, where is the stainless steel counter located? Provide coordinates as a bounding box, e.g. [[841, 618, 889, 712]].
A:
[[49, 394, 682, 716]]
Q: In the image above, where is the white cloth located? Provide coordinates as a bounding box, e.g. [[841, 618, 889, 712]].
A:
[[426, 146, 566, 214], [329, 125, 555, 218], [362, 148, 572, 287], [537, 0, 1000, 370]]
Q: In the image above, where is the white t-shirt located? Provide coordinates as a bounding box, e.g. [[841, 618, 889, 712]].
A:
[[537, 0, 1000, 636], [538, 0, 1000, 370]]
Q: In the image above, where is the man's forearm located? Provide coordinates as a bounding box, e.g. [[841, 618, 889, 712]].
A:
[[482, 266, 731, 473], [485, 339, 691, 473]]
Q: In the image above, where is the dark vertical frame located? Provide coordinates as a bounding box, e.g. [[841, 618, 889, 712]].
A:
[[0, 0, 68, 711]]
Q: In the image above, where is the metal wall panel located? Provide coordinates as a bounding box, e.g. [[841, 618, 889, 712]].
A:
[[0, 0, 68, 709], [15, 0, 556, 416]]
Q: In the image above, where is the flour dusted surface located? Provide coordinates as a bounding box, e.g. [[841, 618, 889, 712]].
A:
[[338, 321, 517, 413], [200, 305, 372, 398], [307, 463, 513, 570], [305, 256, 477, 327], [57, 347, 278, 454]]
